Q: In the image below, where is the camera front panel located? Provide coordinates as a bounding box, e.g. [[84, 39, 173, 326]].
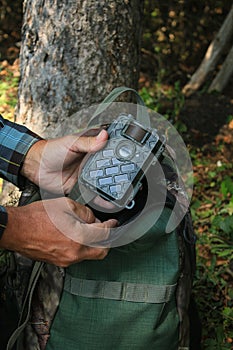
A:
[[80, 114, 165, 207]]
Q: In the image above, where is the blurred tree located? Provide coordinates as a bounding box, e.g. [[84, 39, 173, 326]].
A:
[[183, 4, 233, 96], [15, 0, 143, 137], [141, 0, 232, 87], [0, 0, 22, 61]]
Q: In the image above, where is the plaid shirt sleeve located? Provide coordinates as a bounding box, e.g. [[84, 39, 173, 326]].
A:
[[0, 115, 42, 188], [0, 115, 42, 239]]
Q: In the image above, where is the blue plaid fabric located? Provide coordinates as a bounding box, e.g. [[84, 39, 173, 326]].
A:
[[0, 115, 41, 238]]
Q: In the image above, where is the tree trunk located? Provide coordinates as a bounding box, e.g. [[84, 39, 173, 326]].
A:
[[16, 0, 143, 137], [182, 5, 233, 97], [208, 44, 233, 93]]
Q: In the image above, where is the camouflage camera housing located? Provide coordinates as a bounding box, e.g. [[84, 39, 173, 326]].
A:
[[79, 114, 166, 208]]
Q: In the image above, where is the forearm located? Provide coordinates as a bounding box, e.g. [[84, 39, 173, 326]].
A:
[[0, 204, 50, 255], [0, 205, 26, 251]]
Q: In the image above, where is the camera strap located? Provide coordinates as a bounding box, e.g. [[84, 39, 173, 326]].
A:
[[89, 86, 151, 128]]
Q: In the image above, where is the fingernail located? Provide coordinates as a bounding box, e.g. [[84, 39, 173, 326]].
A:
[[96, 129, 105, 140], [108, 219, 119, 227]]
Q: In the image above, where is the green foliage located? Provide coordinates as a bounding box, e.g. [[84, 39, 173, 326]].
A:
[[191, 148, 233, 348], [139, 86, 158, 111], [0, 62, 19, 119], [139, 82, 187, 134], [0, 81, 18, 107], [220, 176, 233, 199], [140, 83, 233, 350]]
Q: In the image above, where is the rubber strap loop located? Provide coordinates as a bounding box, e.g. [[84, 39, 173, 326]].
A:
[[89, 86, 150, 128]]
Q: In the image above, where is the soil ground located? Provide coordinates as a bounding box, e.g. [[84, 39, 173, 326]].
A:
[[180, 91, 233, 166]]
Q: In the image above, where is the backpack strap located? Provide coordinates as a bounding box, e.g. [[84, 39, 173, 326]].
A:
[[6, 182, 44, 350], [7, 261, 44, 350]]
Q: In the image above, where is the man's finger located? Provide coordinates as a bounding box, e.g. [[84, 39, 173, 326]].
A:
[[80, 246, 109, 261], [93, 218, 118, 229], [72, 129, 108, 154], [72, 218, 118, 246], [70, 200, 96, 224]]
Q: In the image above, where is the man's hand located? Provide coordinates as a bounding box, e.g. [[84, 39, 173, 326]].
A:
[[0, 198, 117, 267], [21, 129, 108, 194]]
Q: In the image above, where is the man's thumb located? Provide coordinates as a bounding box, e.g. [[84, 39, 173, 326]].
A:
[[75, 129, 108, 153]]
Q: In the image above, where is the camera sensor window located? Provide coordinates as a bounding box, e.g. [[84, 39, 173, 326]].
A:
[[123, 123, 149, 144]]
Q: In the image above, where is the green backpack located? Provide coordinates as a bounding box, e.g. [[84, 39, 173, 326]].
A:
[[0, 88, 198, 350]]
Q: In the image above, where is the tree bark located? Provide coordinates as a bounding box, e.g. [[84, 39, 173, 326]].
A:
[[16, 0, 143, 137], [208, 44, 233, 93], [182, 5, 233, 97]]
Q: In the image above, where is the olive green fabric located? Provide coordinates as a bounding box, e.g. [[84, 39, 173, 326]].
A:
[[46, 207, 180, 350]]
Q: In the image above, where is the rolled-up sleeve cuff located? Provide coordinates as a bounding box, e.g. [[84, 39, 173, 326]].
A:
[[0, 206, 8, 239], [0, 115, 42, 189]]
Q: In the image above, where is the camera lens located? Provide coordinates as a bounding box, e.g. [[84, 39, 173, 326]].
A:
[[116, 140, 136, 160]]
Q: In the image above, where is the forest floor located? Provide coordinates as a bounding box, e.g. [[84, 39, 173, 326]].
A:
[[1, 55, 233, 348], [181, 92, 233, 349]]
